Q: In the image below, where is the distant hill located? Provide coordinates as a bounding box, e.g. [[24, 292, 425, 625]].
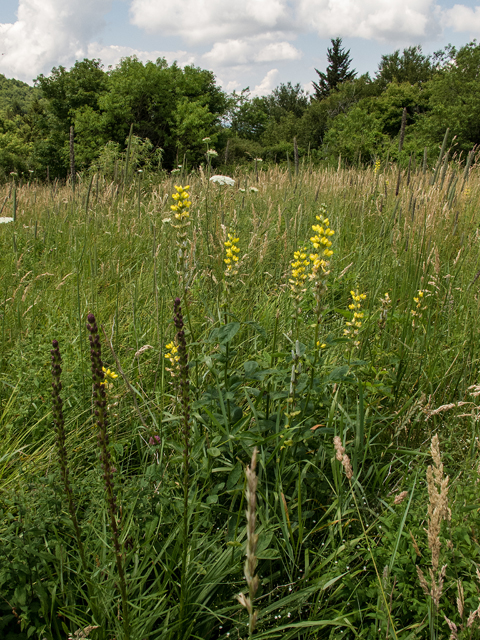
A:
[[0, 74, 38, 114]]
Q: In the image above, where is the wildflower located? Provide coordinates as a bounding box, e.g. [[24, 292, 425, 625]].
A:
[[249, 187, 259, 192], [411, 289, 427, 325], [100, 366, 119, 389], [165, 341, 180, 371], [209, 175, 235, 186], [149, 435, 161, 445], [379, 292, 391, 328], [309, 204, 335, 289], [202, 137, 211, 142], [289, 249, 310, 289], [102, 366, 118, 380], [206, 149, 218, 156], [344, 290, 366, 346], [224, 232, 240, 275], [170, 185, 191, 221], [374, 159, 381, 175], [0, 217, 14, 224], [308, 204, 335, 349]]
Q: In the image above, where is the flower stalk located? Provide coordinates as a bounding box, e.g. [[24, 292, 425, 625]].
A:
[[173, 298, 192, 627], [87, 313, 130, 640], [51, 339, 86, 570]]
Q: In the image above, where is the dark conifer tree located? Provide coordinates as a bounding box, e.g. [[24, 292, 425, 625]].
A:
[[313, 37, 356, 99]]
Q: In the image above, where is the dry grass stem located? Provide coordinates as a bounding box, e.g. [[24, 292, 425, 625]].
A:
[[333, 435, 353, 480], [237, 447, 260, 636], [394, 491, 408, 505], [416, 435, 450, 610]]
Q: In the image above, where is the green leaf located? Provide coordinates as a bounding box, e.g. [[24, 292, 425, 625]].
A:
[[207, 447, 222, 457], [257, 548, 281, 559], [217, 322, 240, 344], [326, 365, 350, 382], [245, 320, 267, 339], [227, 461, 243, 489], [243, 360, 259, 376]]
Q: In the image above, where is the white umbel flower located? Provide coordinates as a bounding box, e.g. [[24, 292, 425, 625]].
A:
[[209, 175, 235, 186]]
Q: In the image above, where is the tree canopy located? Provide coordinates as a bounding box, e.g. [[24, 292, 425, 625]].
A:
[[313, 38, 356, 100], [1, 40, 480, 178]]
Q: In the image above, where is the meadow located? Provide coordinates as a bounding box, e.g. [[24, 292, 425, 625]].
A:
[[1, 156, 480, 640]]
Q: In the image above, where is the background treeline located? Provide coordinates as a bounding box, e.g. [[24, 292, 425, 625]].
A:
[[1, 39, 480, 179]]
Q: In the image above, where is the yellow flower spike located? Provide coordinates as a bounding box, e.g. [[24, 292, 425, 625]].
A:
[[224, 231, 241, 276]]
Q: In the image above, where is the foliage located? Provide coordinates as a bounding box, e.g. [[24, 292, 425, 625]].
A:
[[3, 39, 480, 177], [1, 160, 480, 638], [375, 45, 434, 88], [0, 75, 37, 116], [313, 37, 356, 100]]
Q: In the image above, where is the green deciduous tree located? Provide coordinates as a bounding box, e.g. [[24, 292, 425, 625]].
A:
[[375, 46, 434, 88], [323, 105, 387, 164], [409, 41, 480, 156], [35, 59, 107, 127]]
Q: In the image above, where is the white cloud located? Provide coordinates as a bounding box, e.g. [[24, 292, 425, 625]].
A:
[[202, 34, 301, 67], [0, 0, 112, 81], [129, 0, 294, 43], [224, 79, 242, 92], [444, 4, 480, 33], [303, 80, 314, 95], [255, 41, 302, 62], [87, 43, 195, 68], [203, 40, 251, 66], [251, 68, 279, 96], [297, 0, 443, 43]]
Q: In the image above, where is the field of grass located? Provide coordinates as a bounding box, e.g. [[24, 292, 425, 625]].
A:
[[1, 158, 480, 640]]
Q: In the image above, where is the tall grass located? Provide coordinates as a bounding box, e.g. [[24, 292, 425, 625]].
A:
[[1, 157, 480, 639]]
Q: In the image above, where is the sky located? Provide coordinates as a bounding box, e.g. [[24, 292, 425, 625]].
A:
[[1, 0, 480, 96]]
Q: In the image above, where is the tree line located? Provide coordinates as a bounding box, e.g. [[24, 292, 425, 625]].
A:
[[0, 38, 479, 180]]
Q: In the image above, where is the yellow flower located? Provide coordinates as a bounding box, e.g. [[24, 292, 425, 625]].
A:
[[411, 289, 427, 325], [224, 232, 241, 275], [309, 209, 335, 277], [289, 248, 310, 289], [102, 366, 118, 380], [170, 185, 191, 222], [164, 341, 180, 371], [344, 290, 366, 344]]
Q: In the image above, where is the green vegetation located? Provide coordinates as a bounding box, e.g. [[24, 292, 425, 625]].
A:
[[313, 37, 356, 100], [2, 36, 480, 639], [2, 39, 480, 180], [1, 154, 480, 638]]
